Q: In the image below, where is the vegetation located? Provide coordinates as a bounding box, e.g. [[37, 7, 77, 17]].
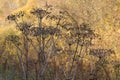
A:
[[0, 0, 120, 80]]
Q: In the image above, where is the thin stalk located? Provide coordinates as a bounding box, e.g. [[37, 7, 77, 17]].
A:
[[14, 44, 26, 80], [69, 39, 79, 76], [23, 35, 29, 80], [101, 62, 111, 80]]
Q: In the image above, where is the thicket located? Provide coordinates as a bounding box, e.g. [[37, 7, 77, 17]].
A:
[[0, 5, 119, 80]]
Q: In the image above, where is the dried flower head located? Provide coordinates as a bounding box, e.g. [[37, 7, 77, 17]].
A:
[[7, 14, 17, 21], [16, 11, 25, 18], [18, 22, 32, 35], [30, 8, 50, 19], [6, 35, 21, 46], [47, 27, 60, 35], [7, 11, 25, 21], [89, 49, 115, 58]]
